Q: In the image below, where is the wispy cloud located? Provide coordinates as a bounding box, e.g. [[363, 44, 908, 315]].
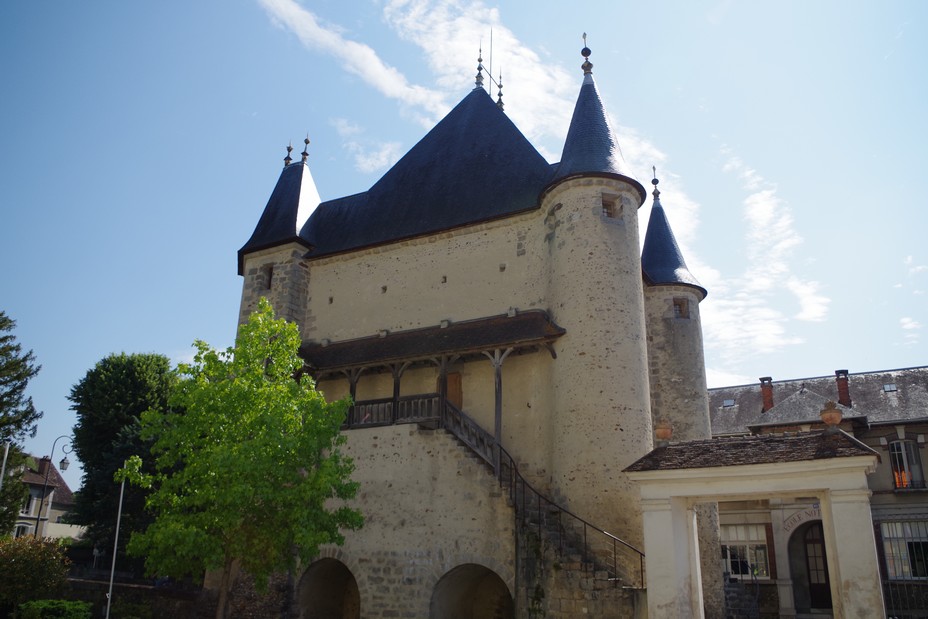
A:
[[258, 0, 449, 124], [701, 149, 831, 367], [901, 316, 921, 346], [347, 141, 404, 174], [905, 255, 928, 275]]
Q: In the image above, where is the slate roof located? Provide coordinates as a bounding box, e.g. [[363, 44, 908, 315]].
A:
[[710, 366, 928, 436], [298, 88, 554, 258], [301, 310, 565, 372], [640, 185, 706, 297], [624, 430, 879, 473], [22, 456, 75, 507], [238, 160, 319, 274], [552, 73, 645, 203]]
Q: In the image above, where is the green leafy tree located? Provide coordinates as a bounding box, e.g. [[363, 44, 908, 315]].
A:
[[0, 311, 42, 533], [0, 536, 70, 613], [129, 299, 362, 619], [68, 353, 173, 551]]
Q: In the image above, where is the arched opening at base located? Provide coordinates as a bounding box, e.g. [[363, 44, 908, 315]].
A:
[[430, 563, 514, 619], [298, 558, 360, 619]]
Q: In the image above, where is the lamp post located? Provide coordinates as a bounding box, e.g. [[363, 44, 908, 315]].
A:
[[33, 435, 72, 538]]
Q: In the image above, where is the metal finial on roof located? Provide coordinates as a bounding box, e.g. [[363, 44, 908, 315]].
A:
[[475, 46, 484, 89], [496, 70, 504, 110], [581, 32, 593, 74], [301, 135, 310, 163], [651, 166, 660, 200], [284, 142, 293, 167]]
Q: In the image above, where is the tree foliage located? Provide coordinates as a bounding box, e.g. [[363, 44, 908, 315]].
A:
[[0, 311, 42, 443], [129, 299, 362, 619], [0, 536, 70, 612], [68, 353, 173, 550], [0, 311, 42, 533]]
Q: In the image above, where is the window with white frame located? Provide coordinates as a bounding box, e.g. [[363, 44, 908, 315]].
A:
[[721, 524, 770, 580], [881, 521, 928, 579], [890, 440, 925, 489]]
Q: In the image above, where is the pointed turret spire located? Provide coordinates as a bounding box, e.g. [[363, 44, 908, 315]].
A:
[[496, 70, 504, 110], [239, 142, 322, 274], [551, 36, 645, 201], [641, 169, 706, 297], [475, 47, 484, 90]]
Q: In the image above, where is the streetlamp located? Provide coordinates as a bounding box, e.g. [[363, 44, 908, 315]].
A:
[[33, 435, 72, 538]]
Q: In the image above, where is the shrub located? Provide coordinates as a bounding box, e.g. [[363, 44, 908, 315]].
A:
[[18, 600, 92, 619], [0, 537, 70, 610]]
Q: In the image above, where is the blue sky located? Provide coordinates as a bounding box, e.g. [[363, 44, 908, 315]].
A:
[[2, 0, 926, 490]]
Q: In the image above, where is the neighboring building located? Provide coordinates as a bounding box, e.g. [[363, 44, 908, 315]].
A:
[[237, 44, 719, 618], [14, 455, 84, 540], [709, 366, 928, 618]]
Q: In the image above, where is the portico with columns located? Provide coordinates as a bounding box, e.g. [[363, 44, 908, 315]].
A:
[[626, 430, 884, 619]]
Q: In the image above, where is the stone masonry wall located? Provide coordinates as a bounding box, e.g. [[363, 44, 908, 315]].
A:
[[303, 425, 516, 617]]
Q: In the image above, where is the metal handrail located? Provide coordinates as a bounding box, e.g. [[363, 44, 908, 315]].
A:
[[343, 394, 645, 587], [441, 401, 645, 588]]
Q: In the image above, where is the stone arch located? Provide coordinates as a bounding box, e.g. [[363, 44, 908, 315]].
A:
[[298, 557, 360, 619], [429, 563, 514, 619]]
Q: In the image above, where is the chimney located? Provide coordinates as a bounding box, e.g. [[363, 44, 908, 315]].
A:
[[835, 369, 851, 407], [760, 377, 774, 412]]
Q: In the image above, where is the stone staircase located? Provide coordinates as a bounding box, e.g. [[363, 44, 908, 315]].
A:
[[433, 403, 646, 618]]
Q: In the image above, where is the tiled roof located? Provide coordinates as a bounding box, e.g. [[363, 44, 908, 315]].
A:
[[238, 160, 318, 274], [22, 456, 75, 507], [552, 73, 645, 201], [710, 366, 928, 435], [640, 189, 705, 296], [298, 88, 553, 258], [301, 310, 565, 372], [624, 430, 878, 472]]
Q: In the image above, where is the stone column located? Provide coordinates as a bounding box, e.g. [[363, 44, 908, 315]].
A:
[[819, 488, 884, 617], [642, 497, 705, 619], [769, 500, 797, 618]]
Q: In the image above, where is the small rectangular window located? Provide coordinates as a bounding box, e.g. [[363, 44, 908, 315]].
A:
[[723, 399, 736, 408], [721, 524, 770, 580], [601, 194, 622, 219], [884, 383, 898, 393], [673, 297, 690, 319]]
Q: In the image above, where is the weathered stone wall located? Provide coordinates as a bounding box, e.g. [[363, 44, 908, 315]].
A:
[[644, 284, 709, 441], [307, 425, 517, 617], [541, 176, 652, 550], [239, 243, 311, 333]]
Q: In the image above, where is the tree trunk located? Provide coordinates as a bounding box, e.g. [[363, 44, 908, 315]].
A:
[[215, 556, 234, 619]]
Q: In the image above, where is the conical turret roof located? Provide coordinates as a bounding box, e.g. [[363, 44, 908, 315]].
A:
[[238, 155, 320, 274], [641, 178, 706, 298], [552, 48, 645, 202]]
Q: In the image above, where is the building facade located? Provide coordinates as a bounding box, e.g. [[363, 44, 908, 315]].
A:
[[710, 366, 928, 618], [237, 45, 719, 618], [13, 455, 83, 540]]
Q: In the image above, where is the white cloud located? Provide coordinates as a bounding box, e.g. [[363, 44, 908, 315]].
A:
[[901, 316, 922, 346], [700, 148, 831, 365], [346, 141, 404, 174], [330, 118, 363, 137], [706, 367, 752, 389], [786, 277, 830, 322], [258, 0, 449, 124]]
